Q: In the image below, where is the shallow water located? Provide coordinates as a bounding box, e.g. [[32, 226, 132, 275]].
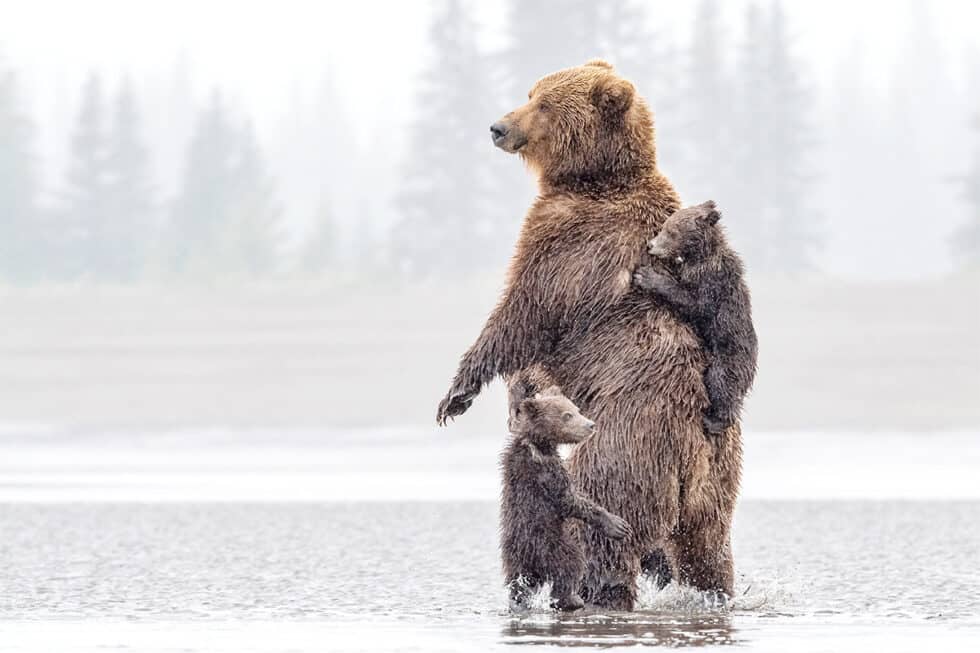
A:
[[2, 501, 979, 651]]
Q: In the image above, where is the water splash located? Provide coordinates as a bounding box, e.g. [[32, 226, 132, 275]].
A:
[[636, 576, 728, 613], [505, 578, 557, 614], [635, 572, 805, 616], [501, 571, 805, 617]]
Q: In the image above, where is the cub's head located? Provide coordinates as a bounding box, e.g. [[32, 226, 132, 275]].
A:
[[489, 60, 656, 187], [508, 383, 595, 447], [648, 201, 722, 266]]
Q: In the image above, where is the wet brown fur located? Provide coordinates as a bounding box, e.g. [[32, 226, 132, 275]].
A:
[[500, 380, 632, 612], [438, 61, 742, 609]]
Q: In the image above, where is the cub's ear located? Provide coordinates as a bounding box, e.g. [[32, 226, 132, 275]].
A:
[[697, 200, 720, 225], [517, 398, 539, 418], [508, 379, 535, 406], [539, 385, 563, 397], [591, 76, 634, 117]]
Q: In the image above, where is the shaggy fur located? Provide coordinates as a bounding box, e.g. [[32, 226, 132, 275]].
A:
[[437, 60, 742, 609], [500, 379, 632, 612], [634, 201, 758, 435]]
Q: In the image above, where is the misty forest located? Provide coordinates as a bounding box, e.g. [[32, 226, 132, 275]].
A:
[[0, 0, 978, 287]]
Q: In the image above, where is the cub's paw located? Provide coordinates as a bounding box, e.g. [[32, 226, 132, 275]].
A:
[[633, 265, 658, 290], [633, 266, 672, 294], [555, 593, 585, 612], [601, 514, 634, 540]]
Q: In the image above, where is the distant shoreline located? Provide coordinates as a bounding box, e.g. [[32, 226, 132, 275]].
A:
[[0, 276, 977, 431]]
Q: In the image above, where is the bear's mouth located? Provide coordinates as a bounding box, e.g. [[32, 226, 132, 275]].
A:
[[497, 136, 527, 154]]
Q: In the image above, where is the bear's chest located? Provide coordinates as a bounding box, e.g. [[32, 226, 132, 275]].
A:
[[526, 214, 645, 295]]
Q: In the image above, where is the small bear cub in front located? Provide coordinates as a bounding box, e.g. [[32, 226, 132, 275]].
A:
[[634, 200, 758, 435], [500, 380, 633, 612]]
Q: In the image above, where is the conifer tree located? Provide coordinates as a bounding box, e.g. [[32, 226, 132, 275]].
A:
[[300, 199, 338, 276], [721, 2, 820, 274], [954, 111, 980, 268], [60, 73, 110, 278], [884, 3, 960, 275], [103, 77, 154, 281], [757, 2, 820, 272], [215, 121, 282, 277], [394, 0, 501, 276], [168, 94, 282, 280], [0, 65, 39, 282]]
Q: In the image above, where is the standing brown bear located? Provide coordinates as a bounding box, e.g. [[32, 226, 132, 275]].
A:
[[501, 379, 632, 612], [437, 60, 742, 609]]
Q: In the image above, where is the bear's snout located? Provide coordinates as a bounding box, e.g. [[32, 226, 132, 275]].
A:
[[648, 236, 669, 260], [490, 121, 509, 144], [490, 120, 527, 153]]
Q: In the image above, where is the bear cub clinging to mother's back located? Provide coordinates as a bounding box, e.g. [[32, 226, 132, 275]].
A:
[[500, 381, 633, 612], [634, 201, 758, 434]]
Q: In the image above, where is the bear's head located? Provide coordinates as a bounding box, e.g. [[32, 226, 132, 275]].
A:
[[490, 60, 656, 189], [648, 201, 722, 265], [508, 382, 596, 448]]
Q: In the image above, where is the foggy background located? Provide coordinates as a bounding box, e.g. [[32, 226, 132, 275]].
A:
[[0, 0, 978, 440]]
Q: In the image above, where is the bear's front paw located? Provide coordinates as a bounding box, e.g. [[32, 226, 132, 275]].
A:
[[436, 387, 477, 426], [601, 514, 634, 540]]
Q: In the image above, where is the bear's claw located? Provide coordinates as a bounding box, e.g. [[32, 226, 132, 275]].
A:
[[436, 389, 476, 426]]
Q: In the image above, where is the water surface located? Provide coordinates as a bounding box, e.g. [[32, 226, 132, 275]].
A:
[[2, 501, 978, 651]]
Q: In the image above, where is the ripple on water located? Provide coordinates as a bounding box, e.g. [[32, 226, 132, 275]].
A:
[[0, 501, 978, 625]]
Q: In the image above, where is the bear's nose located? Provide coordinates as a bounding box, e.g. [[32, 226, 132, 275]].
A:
[[585, 420, 596, 432], [490, 122, 509, 143]]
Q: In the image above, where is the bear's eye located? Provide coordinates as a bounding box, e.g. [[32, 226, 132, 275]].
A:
[[562, 412, 573, 422], [538, 102, 550, 113]]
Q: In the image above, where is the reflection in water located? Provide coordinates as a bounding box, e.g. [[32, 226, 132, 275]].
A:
[[502, 613, 739, 648]]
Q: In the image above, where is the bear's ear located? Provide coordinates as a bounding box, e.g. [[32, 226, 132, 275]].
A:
[[591, 76, 634, 118], [539, 385, 563, 397], [586, 59, 614, 70], [509, 379, 535, 406], [517, 398, 539, 418], [700, 201, 721, 226]]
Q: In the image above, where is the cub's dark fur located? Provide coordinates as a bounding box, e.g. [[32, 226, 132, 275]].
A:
[[634, 201, 758, 434], [500, 380, 633, 612]]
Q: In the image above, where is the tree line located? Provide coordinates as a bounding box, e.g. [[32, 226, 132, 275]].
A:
[[1, 0, 978, 285], [0, 68, 288, 284]]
